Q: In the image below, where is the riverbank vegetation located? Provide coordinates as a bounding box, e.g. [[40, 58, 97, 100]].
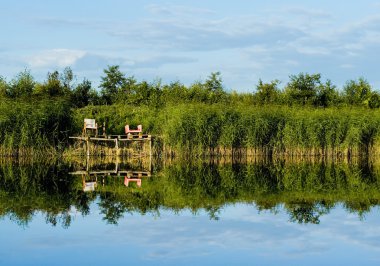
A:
[[1, 66, 380, 157]]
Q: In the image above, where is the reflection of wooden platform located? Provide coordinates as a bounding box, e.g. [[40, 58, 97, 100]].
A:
[[70, 170, 151, 177], [72, 169, 150, 191]]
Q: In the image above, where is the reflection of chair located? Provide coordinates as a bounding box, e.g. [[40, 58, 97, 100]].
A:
[[82, 175, 97, 192], [125, 124, 142, 134], [83, 118, 102, 136], [124, 176, 142, 187], [83, 181, 97, 192]]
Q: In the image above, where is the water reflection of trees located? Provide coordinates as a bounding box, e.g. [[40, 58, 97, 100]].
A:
[[1, 158, 380, 227]]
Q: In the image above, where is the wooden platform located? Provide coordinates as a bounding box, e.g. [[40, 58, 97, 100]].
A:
[[69, 134, 151, 141], [69, 134, 153, 156]]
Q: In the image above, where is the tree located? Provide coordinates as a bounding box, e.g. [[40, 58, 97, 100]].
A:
[[204, 72, 226, 103], [188, 81, 209, 103], [285, 73, 321, 105], [343, 78, 372, 106], [99, 65, 127, 104], [368, 92, 380, 109], [33, 71, 66, 97], [162, 81, 188, 104], [129, 80, 152, 105], [60, 67, 74, 93], [315, 79, 338, 107], [7, 70, 35, 98], [255, 79, 280, 105], [72, 79, 92, 108], [116, 76, 137, 103], [0, 76, 8, 98]]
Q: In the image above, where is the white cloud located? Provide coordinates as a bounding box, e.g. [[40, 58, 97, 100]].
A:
[[28, 49, 86, 68], [2, 2, 380, 90], [145, 4, 215, 17], [284, 7, 333, 20], [340, 64, 355, 69]]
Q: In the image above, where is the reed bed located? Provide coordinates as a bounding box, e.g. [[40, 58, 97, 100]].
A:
[[2, 98, 380, 158]]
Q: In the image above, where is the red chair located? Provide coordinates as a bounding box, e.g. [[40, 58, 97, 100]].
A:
[[125, 124, 142, 134]]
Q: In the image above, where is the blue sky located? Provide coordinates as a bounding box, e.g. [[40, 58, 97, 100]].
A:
[[2, 203, 380, 265], [1, 0, 380, 91]]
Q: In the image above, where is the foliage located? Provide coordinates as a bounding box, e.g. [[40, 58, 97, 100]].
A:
[[0, 97, 73, 155], [285, 73, 322, 105], [343, 77, 372, 106], [99, 65, 127, 104], [1, 67, 380, 156], [255, 79, 280, 105], [2, 159, 380, 226]]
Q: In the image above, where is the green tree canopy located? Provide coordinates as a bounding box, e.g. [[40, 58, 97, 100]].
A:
[[204, 72, 226, 103], [33, 70, 70, 97], [72, 79, 92, 108], [368, 92, 380, 109], [0, 76, 9, 98], [7, 70, 35, 98], [315, 79, 338, 107], [285, 73, 321, 105], [343, 77, 372, 106], [255, 79, 280, 105], [99, 65, 127, 104]]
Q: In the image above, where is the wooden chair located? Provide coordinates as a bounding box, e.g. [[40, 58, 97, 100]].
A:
[[83, 118, 102, 136], [125, 124, 142, 134]]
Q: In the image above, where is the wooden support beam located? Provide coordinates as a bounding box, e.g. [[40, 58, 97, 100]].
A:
[[70, 134, 153, 157], [70, 170, 151, 176], [86, 136, 90, 156], [90, 137, 115, 142]]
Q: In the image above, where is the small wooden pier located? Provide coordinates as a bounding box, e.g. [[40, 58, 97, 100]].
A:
[[69, 134, 152, 156], [69, 119, 153, 157]]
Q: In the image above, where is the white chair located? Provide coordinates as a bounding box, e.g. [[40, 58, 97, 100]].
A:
[[83, 118, 100, 136]]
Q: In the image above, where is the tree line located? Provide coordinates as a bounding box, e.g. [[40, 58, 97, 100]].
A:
[[2, 66, 380, 156], [1, 65, 380, 108]]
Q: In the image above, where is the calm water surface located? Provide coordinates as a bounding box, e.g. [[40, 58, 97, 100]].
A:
[[1, 158, 380, 265]]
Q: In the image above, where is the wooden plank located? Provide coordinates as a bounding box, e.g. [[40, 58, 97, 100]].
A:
[[69, 136, 86, 140], [69, 171, 88, 175], [118, 171, 151, 176], [90, 137, 116, 142], [70, 170, 151, 175], [70, 170, 117, 175]]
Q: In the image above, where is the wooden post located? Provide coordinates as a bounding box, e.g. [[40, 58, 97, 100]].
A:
[[103, 122, 106, 137], [115, 138, 120, 156], [150, 140, 153, 172], [149, 137, 152, 158], [86, 137, 90, 156], [86, 155, 89, 172], [115, 160, 119, 174]]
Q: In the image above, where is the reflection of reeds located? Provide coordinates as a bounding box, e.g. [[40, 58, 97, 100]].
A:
[[2, 155, 380, 226]]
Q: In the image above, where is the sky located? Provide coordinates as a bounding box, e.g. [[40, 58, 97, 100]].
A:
[[2, 203, 380, 265], [1, 0, 380, 91]]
